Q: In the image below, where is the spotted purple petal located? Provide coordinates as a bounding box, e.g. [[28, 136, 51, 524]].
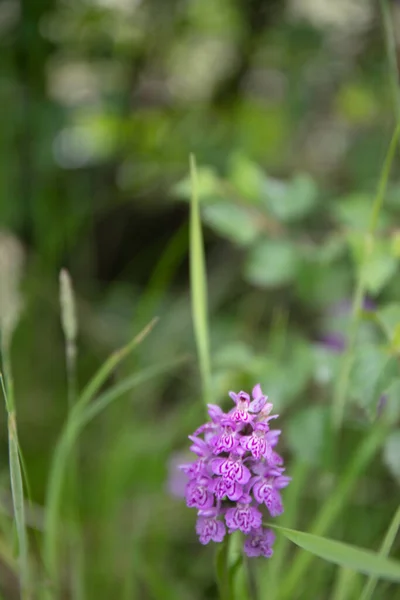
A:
[[212, 477, 243, 501], [225, 504, 262, 534], [196, 514, 226, 544], [185, 477, 214, 509], [244, 528, 275, 558], [211, 458, 251, 484]]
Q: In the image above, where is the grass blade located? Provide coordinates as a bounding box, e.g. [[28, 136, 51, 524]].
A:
[[59, 269, 84, 600], [43, 346, 181, 590], [270, 525, 400, 582], [1, 357, 30, 600], [360, 505, 400, 600], [77, 317, 158, 412], [280, 423, 388, 599], [331, 123, 400, 430], [258, 460, 309, 600], [189, 154, 212, 406], [8, 413, 29, 598]]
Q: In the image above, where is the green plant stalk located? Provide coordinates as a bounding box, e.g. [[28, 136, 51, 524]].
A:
[[135, 221, 189, 326], [269, 523, 400, 582], [380, 0, 400, 122], [330, 567, 360, 600], [64, 325, 84, 600], [189, 155, 240, 598], [279, 423, 388, 599], [330, 5, 400, 595], [43, 318, 157, 593], [0, 343, 30, 600], [360, 505, 400, 600], [331, 123, 400, 431], [189, 154, 212, 407], [189, 155, 241, 597], [43, 351, 181, 590], [259, 460, 309, 600]]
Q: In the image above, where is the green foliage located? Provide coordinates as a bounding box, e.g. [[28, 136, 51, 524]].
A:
[[2, 0, 400, 598], [272, 525, 400, 582], [244, 239, 299, 288], [262, 173, 318, 222], [203, 203, 260, 247], [286, 406, 330, 466], [383, 430, 400, 484]]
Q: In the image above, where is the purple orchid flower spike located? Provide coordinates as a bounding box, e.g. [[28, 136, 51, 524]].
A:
[[244, 528, 275, 558], [196, 508, 226, 545], [212, 418, 241, 454], [225, 494, 263, 534], [177, 383, 290, 558]]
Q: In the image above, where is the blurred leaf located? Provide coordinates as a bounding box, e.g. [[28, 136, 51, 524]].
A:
[[336, 84, 377, 124], [272, 525, 400, 581], [214, 342, 254, 369], [318, 235, 347, 264], [263, 174, 318, 222], [173, 166, 221, 202], [228, 154, 265, 203], [286, 405, 330, 466], [244, 239, 299, 288], [376, 304, 400, 349], [312, 344, 340, 386], [203, 202, 260, 246], [234, 101, 287, 162], [350, 344, 392, 409], [296, 260, 350, 307], [390, 231, 400, 258], [383, 430, 400, 484], [334, 194, 387, 231], [349, 237, 398, 294], [363, 253, 398, 295], [251, 337, 314, 410], [380, 379, 400, 424]]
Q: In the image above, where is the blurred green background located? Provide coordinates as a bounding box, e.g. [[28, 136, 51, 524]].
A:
[[1, 0, 400, 598]]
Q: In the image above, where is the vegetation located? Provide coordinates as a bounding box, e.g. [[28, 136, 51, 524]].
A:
[[1, 0, 400, 598]]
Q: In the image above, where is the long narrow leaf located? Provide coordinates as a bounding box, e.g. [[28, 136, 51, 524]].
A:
[[43, 318, 157, 589], [332, 123, 400, 430], [280, 424, 388, 598], [270, 525, 400, 583], [360, 505, 400, 600], [43, 354, 182, 583], [77, 317, 158, 412], [8, 413, 29, 598], [1, 370, 30, 599], [189, 154, 212, 406]]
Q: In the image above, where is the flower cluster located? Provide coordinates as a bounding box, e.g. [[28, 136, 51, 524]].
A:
[[180, 384, 290, 557]]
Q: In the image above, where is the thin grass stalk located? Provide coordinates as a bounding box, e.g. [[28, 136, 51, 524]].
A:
[[279, 423, 388, 599], [331, 4, 400, 597], [189, 154, 244, 597], [0, 349, 30, 600], [189, 154, 212, 407], [77, 317, 158, 412], [330, 567, 360, 600], [331, 123, 400, 431], [359, 505, 400, 600], [44, 357, 184, 587], [259, 460, 309, 600], [59, 270, 84, 600], [380, 0, 400, 122], [43, 336, 179, 590]]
